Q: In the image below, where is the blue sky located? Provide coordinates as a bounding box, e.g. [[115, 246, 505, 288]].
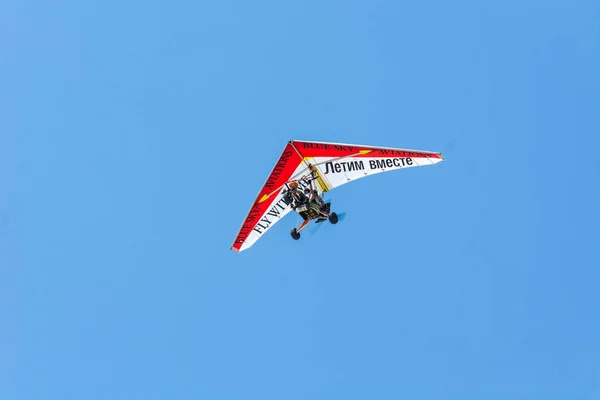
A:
[[2, 0, 600, 398]]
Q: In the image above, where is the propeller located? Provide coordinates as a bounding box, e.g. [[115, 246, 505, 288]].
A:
[[335, 212, 347, 222]]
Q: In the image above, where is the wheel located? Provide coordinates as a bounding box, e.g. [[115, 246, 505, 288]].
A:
[[290, 228, 301, 240], [329, 212, 338, 224]]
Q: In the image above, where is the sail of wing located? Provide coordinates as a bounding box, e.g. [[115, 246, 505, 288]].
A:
[[290, 140, 444, 194], [230, 142, 304, 252], [230, 140, 444, 252]]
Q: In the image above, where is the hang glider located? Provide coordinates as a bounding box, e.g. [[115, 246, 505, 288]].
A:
[[230, 140, 444, 252]]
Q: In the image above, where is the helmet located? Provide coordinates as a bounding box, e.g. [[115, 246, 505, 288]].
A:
[[304, 188, 311, 194], [288, 181, 298, 189]]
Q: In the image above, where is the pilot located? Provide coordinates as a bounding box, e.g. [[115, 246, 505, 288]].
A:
[[304, 184, 327, 223], [305, 186, 325, 208], [287, 181, 308, 208]]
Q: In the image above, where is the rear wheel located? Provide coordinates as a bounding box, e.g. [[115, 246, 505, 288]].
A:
[[290, 228, 301, 240], [329, 212, 338, 224]]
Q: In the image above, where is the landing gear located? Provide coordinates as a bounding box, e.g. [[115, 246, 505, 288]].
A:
[[328, 212, 338, 224], [289, 198, 340, 241], [290, 228, 300, 240]]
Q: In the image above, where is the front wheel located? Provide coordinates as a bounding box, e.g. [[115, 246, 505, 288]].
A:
[[329, 212, 338, 224], [290, 228, 301, 240]]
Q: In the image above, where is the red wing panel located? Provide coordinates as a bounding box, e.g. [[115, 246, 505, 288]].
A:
[[292, 140, 443, 159]]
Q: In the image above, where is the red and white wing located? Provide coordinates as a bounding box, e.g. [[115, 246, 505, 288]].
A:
[[230, 140, 444, 252], [290, 140, 445, 193], [230, 142, 305, 253]]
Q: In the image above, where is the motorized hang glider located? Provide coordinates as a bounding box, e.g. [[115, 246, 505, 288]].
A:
[[230, 140, 444, 252]]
